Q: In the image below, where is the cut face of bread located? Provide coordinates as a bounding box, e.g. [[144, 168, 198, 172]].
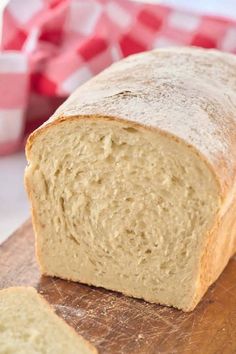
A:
[[26, 118, 220, 311], [0, 287, 97, 354]]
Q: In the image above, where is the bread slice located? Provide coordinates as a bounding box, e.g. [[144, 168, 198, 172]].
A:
[[0, 287, 97, 354], [25, 47, 236, 311]]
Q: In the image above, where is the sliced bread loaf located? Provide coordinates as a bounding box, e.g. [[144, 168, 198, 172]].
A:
[[25, 47, 236, 311], [0, 287, 97, 354]]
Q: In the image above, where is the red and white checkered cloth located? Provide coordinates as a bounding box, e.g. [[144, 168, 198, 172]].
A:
[[1, 0, 236, 155]]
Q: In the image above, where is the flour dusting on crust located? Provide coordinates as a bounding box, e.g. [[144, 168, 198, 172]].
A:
[[43, 48, 236, 191]]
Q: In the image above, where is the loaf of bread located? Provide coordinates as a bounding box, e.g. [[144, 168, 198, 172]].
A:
[[25, 47, 236, 311], [0, 287, 97, 353]]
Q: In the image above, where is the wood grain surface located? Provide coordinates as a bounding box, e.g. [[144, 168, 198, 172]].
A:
[[1, 220, 236, 354]]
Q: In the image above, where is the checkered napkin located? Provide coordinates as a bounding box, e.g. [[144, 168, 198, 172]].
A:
[[1, 0, 236, 155]]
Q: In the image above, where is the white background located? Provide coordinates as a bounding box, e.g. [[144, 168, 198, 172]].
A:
[[1, 0, 236, 243]]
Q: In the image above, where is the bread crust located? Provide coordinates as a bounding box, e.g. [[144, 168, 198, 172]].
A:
[[25, 47, 236, 311]]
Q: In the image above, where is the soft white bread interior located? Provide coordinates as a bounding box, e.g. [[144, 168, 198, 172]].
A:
[[26, 119, 220, 311], [25, 47, 236, 311], [0, 287, 97, 354]]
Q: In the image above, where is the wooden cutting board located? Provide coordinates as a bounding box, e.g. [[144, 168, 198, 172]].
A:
[[1, 220, 236, 354]]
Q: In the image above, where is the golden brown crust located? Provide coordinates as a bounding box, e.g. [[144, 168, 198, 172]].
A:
[[189, 185, 236, 311], [24, 170, 43, 272]]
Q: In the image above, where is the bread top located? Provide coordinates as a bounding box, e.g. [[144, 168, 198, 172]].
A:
[[30, 47, 236, 196]]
